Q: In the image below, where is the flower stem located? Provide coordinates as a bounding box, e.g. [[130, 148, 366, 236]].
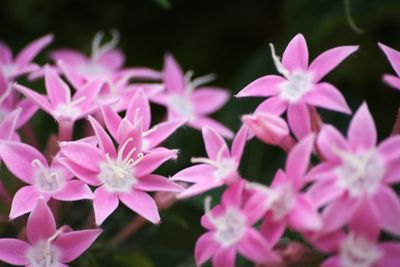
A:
[[58, 121, 73, 141], [109, 216, 146, 245]]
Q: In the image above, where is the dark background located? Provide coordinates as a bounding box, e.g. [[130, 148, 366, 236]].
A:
[[0, 0, 399, 266]]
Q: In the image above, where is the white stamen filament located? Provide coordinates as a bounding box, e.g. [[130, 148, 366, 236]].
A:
[[184, 70, 216, 95], [143, 125, 158, 137], [0, 84, 13, 105], [91, 29, 120, 61], [44, 229, 63, 267], [269, 43, 290, 79]]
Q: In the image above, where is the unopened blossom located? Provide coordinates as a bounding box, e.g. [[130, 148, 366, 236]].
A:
[[0, 34, 53, 82], [59, 115, 182, 225], [195, 180, 280, 267], [0, 141, 93, 219], [50, 30, 160, 89], [307, 103, 400, 236], [151, 54, 233, 138], [172, 126, 248, 198], [0, 199, 101, 267], [236, 33, 357, 139], [15, 66, 104, 140], [379, 42, 400, 91], [101, 89, 185, 152], [245, 135, 321, 245]]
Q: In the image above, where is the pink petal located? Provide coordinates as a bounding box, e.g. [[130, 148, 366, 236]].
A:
[[212, 247, 236, 267], [348, 103, 377, 150], [134, 149, 177, 177], [189, 117, 234, 139], [192, 87, 230, 115], [304, 83, 351, 114], [285, 134, 315, 190], [308, 45, 358, 82], [260, 213, 286, 247], [51, 49, 87, 65], [97, 49, 124, 69], [0, 141, 46, 184], [195, 232, 219, 266], [73, 79, 104, 109], [58, 158, 101, 186], [348, 198, 380, 241], [0, 239, 30, 265], [231, 125, 248, 162], [163, 54, 185, 93], [121, 67, 162, 80], [304, 162, 337, 182], [52, 180, 93, 201], [379, 42, 400, 77], [55, 229, 102, 263], [93, 186, 119, 225], [27, 198, 56, 244], [202, 126, 230, 160], [235, 75, 283, 97], [221, 180, 244, 208], [14, 84, 52, 114], [238, 229, 279, 263], [44, 66, 71, 106], [201, 205, 225, 230], [287, 196, 321, 232], [317, 125, 348, 161], [15, 98, 39, 129], [143, 119, 185, 150], [377, 135, 400, 165], [383, 74, 400, 90], [57, 59, 85, 89], [371, 185, 400, 236], [306, 178, 343, 207], [287, 101, 311, 140], [15, 34, 53, 65], [255, 96, 288, 115], [135, 174, 182, 192], [0, 41, 12, 64], [0, 108, 20, 140], [176, 182, 220, 199], [282, 33, 309, 72], [87, 115, 116, 157], [320, 256, 341, 267], [119, 189, 160, 224], [100, 105, 121, 141], [377, 242, 400, 267], [59, 141, 103, 172], [171, 164, 215, 183], [310, 231, 345, 253], [126, 89, 151, 131], [321, 195, 358, 234], [9, 186, 43, 219]]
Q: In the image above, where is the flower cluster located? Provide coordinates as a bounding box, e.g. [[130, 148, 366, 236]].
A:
[[0, 32, 399, 267]]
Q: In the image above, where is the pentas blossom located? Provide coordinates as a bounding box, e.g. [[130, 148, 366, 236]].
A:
[[379, 42, 400, 91], [101, 89, 185, 152], [0, 34, 53, 82], [195, 180, 280, 267], [236, 33, 357, 139], [59, 115, 182, 225], [172, 126, 247, 198], [15, 66, 104, 140], [245, 135, 321, 245], [0, 199, 101, 267], [307, 103, 400, 236], [0, 141, 93, 219], [152, 54, 233, 138]]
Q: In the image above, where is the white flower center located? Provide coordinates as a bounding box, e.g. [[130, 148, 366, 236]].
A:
[[335, 148, 384, 197], [98, 138, 143, 193], [340, 233, 382, 267], [27, 230, 63, 267], [279, 71, 312, 102], [32, 159, 63, 193], [78, 63, 109, 77], [52, 97, 85, 120], [204, 197, 246, 248], [2, 64, 15, 79], [168, 94, 194, 120]]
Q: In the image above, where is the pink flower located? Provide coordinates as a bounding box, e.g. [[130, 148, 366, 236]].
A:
[[100, 89, 185, 152], [236, 33, 357, 139], [307, 103, 400, 236], [245, 135, 321, 245], [195, 180, 280, 267], [15, 66, 104, 140], [0, 34, 53, 82], [152, 54, 233, 138], [0, 141, 93, 219], [379, 42, 400, 91], [59, 115, 182, 225], [0, 107, 21, 144], [171, 126, 248, 198], [0, 198, 101, 267]]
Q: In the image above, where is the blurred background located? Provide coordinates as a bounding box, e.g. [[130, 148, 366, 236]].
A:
[[0, 0, 400, 266]]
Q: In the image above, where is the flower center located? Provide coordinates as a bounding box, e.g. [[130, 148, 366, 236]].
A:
[[1, 64, 15, 79], [204, 197, 246, 248], [27, 229, 63, 267], [340, 233, 382, 267], [78, 62, 109, 77], [168, 94, 194, 120], [32, 159, 63, 193], [53, 97, 85, 120], [335, 148, 384, 197], [279, 71, 312, 102], [98, 138, 143, 193]]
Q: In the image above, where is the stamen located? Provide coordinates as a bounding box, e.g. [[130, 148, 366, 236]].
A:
[[269, 43, 290, 79], [91, 30, 120, 61], [143, 126, 158, 137], [44, 229, 63, 267], [204, 196, 220, 227], [191, 157, 219, 168], [0, 84, 13, 105]]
